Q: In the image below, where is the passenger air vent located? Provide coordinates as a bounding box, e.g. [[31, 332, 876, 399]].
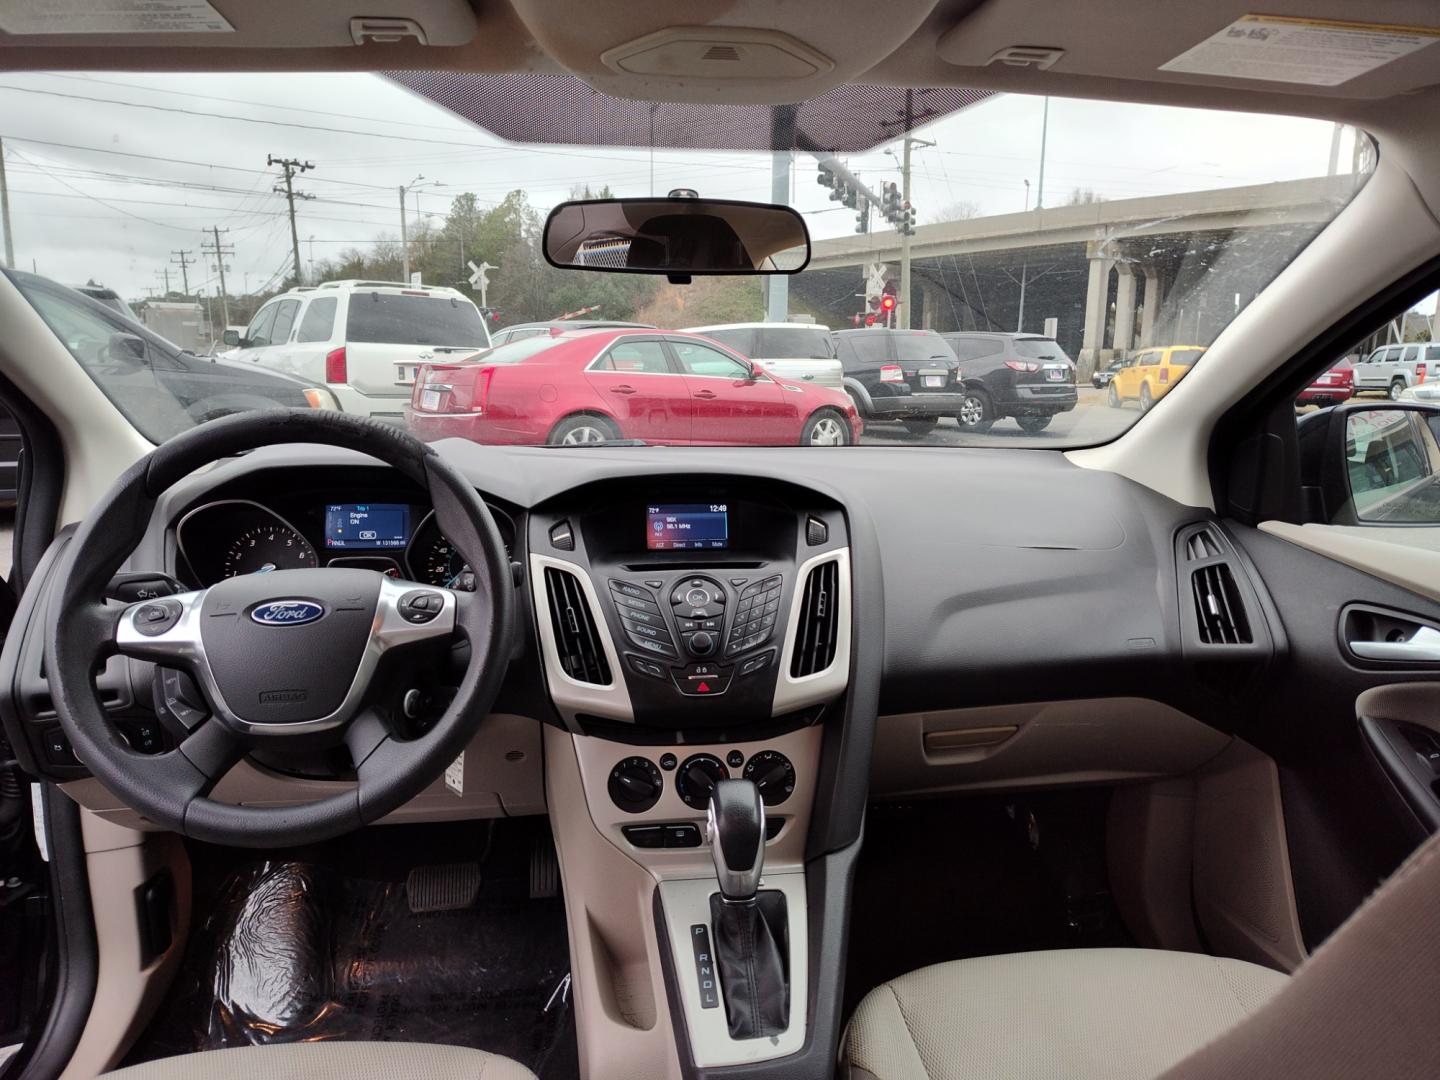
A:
[[543, 567, 612, 685], [790, 560, 841, 678], [1185, 528, 1220, 561], [701, 44, 742, 62], [1191, 564, 1252, 645]]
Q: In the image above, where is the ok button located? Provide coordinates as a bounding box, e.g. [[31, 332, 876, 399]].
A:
[[684, 587, 711, 607]]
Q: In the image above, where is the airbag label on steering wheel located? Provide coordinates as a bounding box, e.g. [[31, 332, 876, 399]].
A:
[[445, 752, 465, 797]]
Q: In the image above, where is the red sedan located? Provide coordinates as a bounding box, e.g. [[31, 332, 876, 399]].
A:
[[405, 328, 863, 446], [1297, 358, 1354, 406]]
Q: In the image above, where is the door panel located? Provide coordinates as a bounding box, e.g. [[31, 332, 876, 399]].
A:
[[669, 339, 790, 444], [583, 339, 690, 443]]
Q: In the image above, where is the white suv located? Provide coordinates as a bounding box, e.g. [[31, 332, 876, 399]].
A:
[[1352, 341, 1440, 400], [223, 280, 491, 419], [683, 322, 844, 390]]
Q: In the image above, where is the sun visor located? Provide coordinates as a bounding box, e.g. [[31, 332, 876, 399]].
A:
[[386, 72, 994, 153]]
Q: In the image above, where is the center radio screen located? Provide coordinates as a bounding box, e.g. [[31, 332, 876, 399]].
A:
[[647, 504, 728, 551]]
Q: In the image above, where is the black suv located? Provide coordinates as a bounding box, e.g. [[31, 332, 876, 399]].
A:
[[941, 332, 1078, 433], [831, 328, 963, 435]]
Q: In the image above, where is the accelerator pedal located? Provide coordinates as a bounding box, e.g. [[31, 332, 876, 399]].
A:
[[405, 862, 482, 913]]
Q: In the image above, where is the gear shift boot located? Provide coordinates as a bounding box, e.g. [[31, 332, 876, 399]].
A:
[[709, 891, 790, 1039]]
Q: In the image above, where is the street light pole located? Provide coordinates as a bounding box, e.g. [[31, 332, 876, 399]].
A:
[[399, 183, 411, 281], [1035, 97, 1050, 210]]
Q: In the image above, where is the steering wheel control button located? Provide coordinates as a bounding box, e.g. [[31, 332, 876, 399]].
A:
[[549, 520, 575, 551], [133, 600, 182, 636], [399, 590, 444, 623], [608, 756, 664, 813], [744, 750, 797, 806], [675, 753, 730, 810], [627, 655, 667, 680]]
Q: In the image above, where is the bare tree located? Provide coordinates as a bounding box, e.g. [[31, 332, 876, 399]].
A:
[[928, 200, 982, 224], [1063, 186, 1105, 206]]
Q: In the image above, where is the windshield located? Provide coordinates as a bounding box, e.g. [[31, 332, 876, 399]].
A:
[[3, 72, 1369, 447]]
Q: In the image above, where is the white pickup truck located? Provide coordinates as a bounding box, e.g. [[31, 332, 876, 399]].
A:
[[683, 322, 844, 390], [1352, 341, 1440, 400]]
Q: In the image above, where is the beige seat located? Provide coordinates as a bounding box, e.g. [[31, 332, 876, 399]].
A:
[[847, 829, 1440, 1080], [845, 948, 1287, 1080], [104, 1041, 538, 1080]]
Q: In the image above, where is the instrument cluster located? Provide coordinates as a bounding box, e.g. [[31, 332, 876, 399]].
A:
[[176, 495, 514, 590]]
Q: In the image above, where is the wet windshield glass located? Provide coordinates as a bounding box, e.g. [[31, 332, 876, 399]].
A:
[[2, 72, 1371, 447]]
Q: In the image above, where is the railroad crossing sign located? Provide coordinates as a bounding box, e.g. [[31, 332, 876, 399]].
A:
[[864, 261, 888, 304], [467, 260, 496, 307]]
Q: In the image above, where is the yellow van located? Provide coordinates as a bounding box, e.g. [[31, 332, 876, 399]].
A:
[[1108, 345, 1205, 410]]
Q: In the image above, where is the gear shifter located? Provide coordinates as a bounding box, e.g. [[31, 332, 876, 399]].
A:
[[706, 779, 765, 901], [705, 780, 790, 1039]]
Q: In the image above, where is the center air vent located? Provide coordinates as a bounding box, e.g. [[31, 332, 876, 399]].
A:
[[543, 567, 612, 685], [790, 560, 841, 678], [1191, 563, 1252, 645]]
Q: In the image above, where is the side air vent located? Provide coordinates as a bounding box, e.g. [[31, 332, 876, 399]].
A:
[[543, 567, 612, 685], [1185, 528, 1220, 561], [1191, 563, 1252, 645], [790, 560, 841, 678]]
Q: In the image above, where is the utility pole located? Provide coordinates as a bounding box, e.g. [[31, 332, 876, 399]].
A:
[[155, 267, 171, 296], [170, 250, 194, 298], [399, 184, 411, 281], [268, 155, 314, 288], [0, 137, 13, 268], [202, 226, 234, 327], [895, 91, 935, 330]]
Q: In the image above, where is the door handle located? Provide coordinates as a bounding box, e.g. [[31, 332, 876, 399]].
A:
[[694, 389, 718, 399], [609, 384, 637, 395], [1349, 625, 1440, 662]]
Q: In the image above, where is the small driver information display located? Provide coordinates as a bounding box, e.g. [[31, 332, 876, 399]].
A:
[[325, 503, 410, 549], [647, 504, 728, 551]]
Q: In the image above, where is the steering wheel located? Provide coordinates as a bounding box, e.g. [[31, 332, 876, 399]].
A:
[[45, 410, 514, 848]]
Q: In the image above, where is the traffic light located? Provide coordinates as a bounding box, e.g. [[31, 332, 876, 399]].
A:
[[854, 195, 869, 234], [901, 202, 916, 236], [882, 182, 901, 224], [817, 164, 834, 189]]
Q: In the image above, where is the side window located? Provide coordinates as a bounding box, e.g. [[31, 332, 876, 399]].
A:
[[1381, 346, 1402, 362], [1427, 345, 1440, 364], [599, 340, 671, 374], [846, 335, 892, 365], [1401, 344, 1420, 363], [245, 303, 280, 348], [702, 328, 754, 355], [296, 297, 337, 343], [270, 299, 301, 344], [672, 341, 751, 378]]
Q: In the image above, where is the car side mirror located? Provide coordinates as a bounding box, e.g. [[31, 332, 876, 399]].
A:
[[222, 329, 241, 347], [1301, 402, 1440, 524], [106, 332, 147, 367]]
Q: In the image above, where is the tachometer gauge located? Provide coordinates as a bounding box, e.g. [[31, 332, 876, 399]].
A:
[[221, 523, 317, 577]]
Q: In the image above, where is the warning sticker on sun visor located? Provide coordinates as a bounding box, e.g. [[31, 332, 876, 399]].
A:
[[1159, 15, 1439, 87], [0, 1, 234, 35]]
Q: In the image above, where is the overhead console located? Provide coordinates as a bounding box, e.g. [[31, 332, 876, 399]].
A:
[[528, 480, 850, 735]]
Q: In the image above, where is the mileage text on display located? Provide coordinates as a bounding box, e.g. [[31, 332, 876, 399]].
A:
[[324, 504, 410, 549], [646, 504, 729, 551]]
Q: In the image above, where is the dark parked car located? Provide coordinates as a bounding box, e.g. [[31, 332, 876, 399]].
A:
[[1092, 358, 1123, 389], [70, 283, 141, 324], [8, 271, 338, 443], [941, 332, 1078, 433], [831, 328, 964, 435]]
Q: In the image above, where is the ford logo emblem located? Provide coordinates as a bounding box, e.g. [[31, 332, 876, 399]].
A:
[[250, 600, 325, 626]]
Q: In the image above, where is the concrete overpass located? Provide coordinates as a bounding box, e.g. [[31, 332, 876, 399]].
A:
[[795, 175, 1359, 374]]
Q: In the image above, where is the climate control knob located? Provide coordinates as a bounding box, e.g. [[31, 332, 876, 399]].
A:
[[675, 753, 729, 810], [608, 756, 663, 813]]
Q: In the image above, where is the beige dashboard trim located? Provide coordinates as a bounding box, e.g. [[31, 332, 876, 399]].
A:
[[1259, 520, 1440, 603]]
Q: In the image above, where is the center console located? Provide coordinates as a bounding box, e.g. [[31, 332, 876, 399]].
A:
[[529, 479, 852, 1075]]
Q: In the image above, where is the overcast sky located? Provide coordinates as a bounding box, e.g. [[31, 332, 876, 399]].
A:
[[0, 70, 1375, 304]]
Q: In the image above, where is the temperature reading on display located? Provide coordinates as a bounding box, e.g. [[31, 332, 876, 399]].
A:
[[647, 504, 729, 551]]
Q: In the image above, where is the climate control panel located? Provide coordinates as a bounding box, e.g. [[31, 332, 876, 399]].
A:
[[606, 749, 795, 815]]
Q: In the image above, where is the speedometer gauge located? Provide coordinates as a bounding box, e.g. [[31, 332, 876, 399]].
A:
[[421, 535, 477, 592], [222, 524, 317, 577]]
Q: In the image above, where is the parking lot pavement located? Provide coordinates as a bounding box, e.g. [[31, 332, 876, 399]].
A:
[[857, 386, 1138, 447]]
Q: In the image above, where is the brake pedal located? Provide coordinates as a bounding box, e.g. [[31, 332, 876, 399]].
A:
[[405, 862, 482, 913]]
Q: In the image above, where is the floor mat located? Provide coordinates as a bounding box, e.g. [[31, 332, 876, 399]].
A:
[[126, 819, 575, 1078], [845, 790, 1131, 1018]]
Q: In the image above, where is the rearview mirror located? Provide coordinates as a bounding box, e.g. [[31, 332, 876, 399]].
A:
[[543, 197, 809, 279], [1299, 402, 1440, 524], [222, 329, 241, 347]]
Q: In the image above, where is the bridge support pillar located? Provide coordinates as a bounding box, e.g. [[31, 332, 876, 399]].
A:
[[1079, 248, 1114, 377], [1140, 265, 1162, 346], [1113, 264, 1137, 354]]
